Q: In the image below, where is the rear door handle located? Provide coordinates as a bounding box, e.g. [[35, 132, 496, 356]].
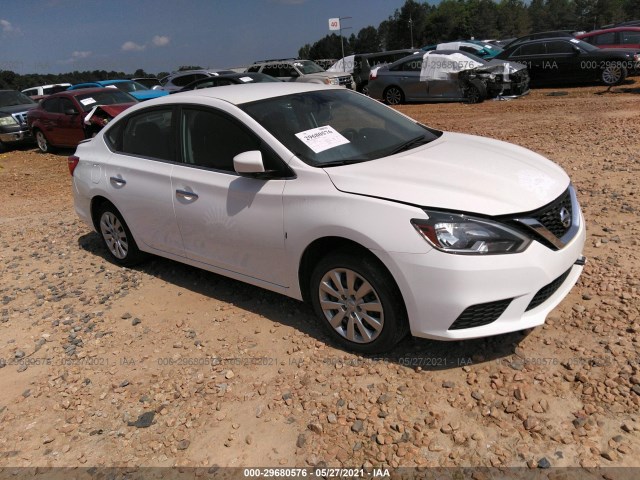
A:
[[176, 189, 199, 201], [110, 176, 126, 186]]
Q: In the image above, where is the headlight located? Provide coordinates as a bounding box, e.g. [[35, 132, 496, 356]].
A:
[[325, 78, 339, 85], [0, 115, 18, 127], [411, 211, 531, 255]]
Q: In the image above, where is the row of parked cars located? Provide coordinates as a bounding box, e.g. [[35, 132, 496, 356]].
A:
[[1, 24, 638, 154]]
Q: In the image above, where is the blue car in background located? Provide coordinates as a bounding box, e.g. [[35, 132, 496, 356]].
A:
[[67, 80, 168, 101], [423, 41, 502, 59]]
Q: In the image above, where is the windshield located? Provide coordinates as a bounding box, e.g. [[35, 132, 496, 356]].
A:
[[570, 38, 599, 52], [241, 89, 441, 167], [294, 61, 325, 74], [75, 91, 136, 112], [0, 91, 36, 107], [110, 81, 149, 92]]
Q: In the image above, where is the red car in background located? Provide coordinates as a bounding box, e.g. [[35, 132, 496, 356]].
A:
[[27, 88, 137, 153], [577, 27, 640, 50]]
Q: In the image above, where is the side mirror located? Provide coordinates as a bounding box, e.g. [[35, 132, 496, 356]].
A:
[[64, 108, 78, 115], [289, 69, 299, 77], [573, 46, 582, 55], [234, 150, 279, 179]]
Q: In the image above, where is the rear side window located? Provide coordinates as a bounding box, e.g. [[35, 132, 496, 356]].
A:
[[110, 108, 175, 161]]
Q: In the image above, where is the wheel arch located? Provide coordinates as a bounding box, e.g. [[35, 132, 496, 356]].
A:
[[298, 236, 403, 307], [382, 84, 405, 104], [90, 195, 117, 231]]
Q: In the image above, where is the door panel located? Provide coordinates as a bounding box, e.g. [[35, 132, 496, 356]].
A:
[[172, 167, 288, 285], [104, 154, 184, 256]]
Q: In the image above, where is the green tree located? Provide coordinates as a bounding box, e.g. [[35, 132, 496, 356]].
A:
[[354, 26, 382, 53], [497, 0, 530, 37]]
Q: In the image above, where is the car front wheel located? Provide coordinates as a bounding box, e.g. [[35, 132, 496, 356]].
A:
[[35, 130, 54, 153], [384, 86, 405, 105], [97, 203, 146, 266], [310, 251, 408, 353], [464, 81, 487, 104], [601, 64, 626, 86]]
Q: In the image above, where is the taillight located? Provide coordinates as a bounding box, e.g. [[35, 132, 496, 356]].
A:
[[68, 155, 80, 176], [369, 71, 377, 80]]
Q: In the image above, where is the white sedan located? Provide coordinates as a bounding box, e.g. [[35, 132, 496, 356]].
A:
[[70, 83, 586, 353]]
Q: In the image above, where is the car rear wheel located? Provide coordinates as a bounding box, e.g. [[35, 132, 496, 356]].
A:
[[35, 130, 54, 153], [464, 81, 487, 104], [97, 203, 146, 266], [384, 86, 405, 105], [601, 64, 626, 86], [310, 251, 408, 353]]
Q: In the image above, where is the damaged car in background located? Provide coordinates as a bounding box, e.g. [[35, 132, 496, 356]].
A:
[[368, 50, 529, 104]]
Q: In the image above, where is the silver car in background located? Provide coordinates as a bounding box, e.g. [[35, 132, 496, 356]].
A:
[[368, 50, 529, 105]]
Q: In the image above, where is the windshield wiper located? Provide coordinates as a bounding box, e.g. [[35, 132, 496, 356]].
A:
[[389, 135, 431, 155], [318, 158, 370, 168]]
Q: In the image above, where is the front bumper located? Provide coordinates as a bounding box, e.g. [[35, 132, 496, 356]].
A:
[[0, 128, 33, 144], [374, 210, 586, 340]]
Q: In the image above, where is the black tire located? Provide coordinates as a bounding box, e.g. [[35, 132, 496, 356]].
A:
[[310, 250, 408, 353], [384, 86, 405, 105], [361, 83, 370, 96], [96, 203, 146, 267], [464, 80, 487, 104], [601, 64, 626, 86], [34, 129, 55, 154]]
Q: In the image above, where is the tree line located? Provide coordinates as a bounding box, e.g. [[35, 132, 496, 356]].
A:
[[298, 0, 639, 59]]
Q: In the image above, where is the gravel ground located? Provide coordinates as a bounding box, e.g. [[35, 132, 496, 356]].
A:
[[0, 80, 639, 476]]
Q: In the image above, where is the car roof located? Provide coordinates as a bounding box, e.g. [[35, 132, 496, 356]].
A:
[[48, 87, 125, 98], [130, 83, 338, 108], [577, 26, 640, 36]]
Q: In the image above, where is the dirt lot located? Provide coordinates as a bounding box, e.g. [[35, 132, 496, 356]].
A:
[[0, 80, 639, 476]]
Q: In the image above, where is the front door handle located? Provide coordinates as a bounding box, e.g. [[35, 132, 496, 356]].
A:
[[110, 176, 126, 186], [176, 189, 199, 201]]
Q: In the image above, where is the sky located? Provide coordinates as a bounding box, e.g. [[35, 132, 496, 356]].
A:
[[0, 0, 410, 75]]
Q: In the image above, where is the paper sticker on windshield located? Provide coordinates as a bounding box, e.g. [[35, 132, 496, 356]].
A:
[[295, 126, 349, 153], [570, 39, 580, 43], [239, 76, 253, 83], [80, 97, 96, 106]]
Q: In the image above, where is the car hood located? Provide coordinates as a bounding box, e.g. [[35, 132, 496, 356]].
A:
[[323, 132, 569, 216], [589, 47, 639, 57], [481, 59, 528, 74], [130, 90, 169, 100], [0, 103, 36, 114]]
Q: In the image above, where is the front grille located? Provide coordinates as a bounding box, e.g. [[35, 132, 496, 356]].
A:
[[530, 188, 573, 238], [526, 268, 572, 311], [449, 299, 512, 330], [12, 112, 28, 126], [337, 76, 353, 88]]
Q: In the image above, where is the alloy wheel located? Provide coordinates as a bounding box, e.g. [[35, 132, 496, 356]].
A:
[[318, 268, 384, 344]]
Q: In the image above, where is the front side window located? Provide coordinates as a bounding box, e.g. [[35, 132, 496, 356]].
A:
[[42, 98, 62, 113], [546, 41, 575, 54], [241, 89, 441, 167], [114, 108, 174, 160], [513, 43, 546, 56], [593, 32, 616, 45], [181, 108, 260, 172], [621, 30, 640, 44]]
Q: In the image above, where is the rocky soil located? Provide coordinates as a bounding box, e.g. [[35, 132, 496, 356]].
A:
[[0, 80, 639, 476]]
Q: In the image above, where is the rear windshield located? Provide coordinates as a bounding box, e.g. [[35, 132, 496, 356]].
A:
[[75, 91, 136, 112]]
